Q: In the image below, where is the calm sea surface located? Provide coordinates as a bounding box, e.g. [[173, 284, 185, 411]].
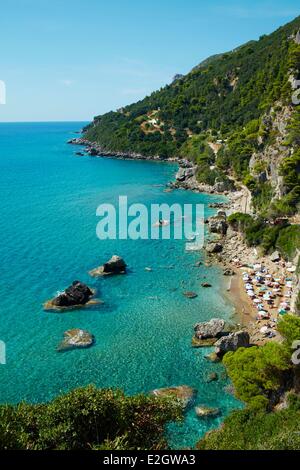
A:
[[0, 122, 241, 448]]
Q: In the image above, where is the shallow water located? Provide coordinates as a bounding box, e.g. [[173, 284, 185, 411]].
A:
[[0, 122, 241, 448]]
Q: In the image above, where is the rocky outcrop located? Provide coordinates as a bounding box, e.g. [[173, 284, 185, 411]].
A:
[[152, 385, 197, 410], [206, 242, 223, 254], [175, 166, 196, 182], [195, 406, 221, 418], [57, 329, 94, 352], [205, 372, 218, 383], [68, 138, 179, 162], [208, 216, 228, 235], [214, 330, 250, 357], [270, 251, 281, 262], [295, 30, 300, 45], [89, 255, 127, 277], [44, 281, 95, 311], [194, 318, 225, 339]]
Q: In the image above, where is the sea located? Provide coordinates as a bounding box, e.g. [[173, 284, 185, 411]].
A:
[[0, 121, 241, 448]]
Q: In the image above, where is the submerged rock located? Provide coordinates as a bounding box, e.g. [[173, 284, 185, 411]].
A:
[[57, 329, 94, 352], [152, 385, 197, 410], [195, 406, 221, 418], [205, 372, 218, 383], [44, 281, 95, 311], [201, 283, 212, 288], [89, 255, 127, 277], [214, 330, 250, 357], [204, 351, 221, 363], [183, 291, 198, 299]]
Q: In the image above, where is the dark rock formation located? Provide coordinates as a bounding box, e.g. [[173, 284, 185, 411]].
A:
[[206, 242, 223, 254], [201, 283, 212, 288], [89, 255, 127, 277], [208, 216, 228, 235], [44, 281, 94, 310], [214, 330, 250, 357]]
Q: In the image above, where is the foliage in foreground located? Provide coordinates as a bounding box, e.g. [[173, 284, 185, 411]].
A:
[[197, 316, 300, 450], [197, 394, 300, 450], [0, 386, 182, 450]]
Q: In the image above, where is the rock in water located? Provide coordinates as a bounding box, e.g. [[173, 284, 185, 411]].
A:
[[194, 318, 225, 340], [151, 385, 197, 410], [183, 291, 198, 299], [205, 372, 218, 383], [195, 406, 221, 418], [89, 255, 127, 277], [57, 329, 94, 352], [44, 281, 95, 310], [201, 283, 212, 288], [214, 330, 250, 357]]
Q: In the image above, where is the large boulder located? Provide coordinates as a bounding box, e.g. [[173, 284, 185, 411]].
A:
[[208, 217, 228, 235], [194, 318, 225, 340], [44, 281, 95, 310], [206, 242, 223, 254], [270, 251, 281, 262], [214, 330, 250, 357], [57, 329, 94, 352], [151, 385, 197, 410], [89, 255, 127, 277]]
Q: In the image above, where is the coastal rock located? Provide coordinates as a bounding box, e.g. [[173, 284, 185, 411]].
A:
[[201, 283, 212, 288], [205, 372, 218, 383], [195, 406, 221, 418], [152, 385, 197, 410], [57, 329, 94, 352], [223, 268, 235, 276], [44, 281, 95, 310], [192, 337, 218, 348], [208, 217, 228, 235], [270, 251, 281, 262], [183, 291, 198, 299], [214, 330, 250, 357], [89, 255, 127, 277], [194, 318, 225, 340], [175, 167, 195, 182], [205, 351, 221, 363], [206, 242, 223, 254]]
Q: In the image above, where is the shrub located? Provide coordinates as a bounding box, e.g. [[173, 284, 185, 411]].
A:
[[0, 386, 182, 450]]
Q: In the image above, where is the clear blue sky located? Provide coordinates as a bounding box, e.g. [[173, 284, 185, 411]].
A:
[[0, 0, 299, 122]]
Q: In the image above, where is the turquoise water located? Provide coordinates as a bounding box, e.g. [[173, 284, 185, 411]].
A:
[[0, 122, 241, 448]]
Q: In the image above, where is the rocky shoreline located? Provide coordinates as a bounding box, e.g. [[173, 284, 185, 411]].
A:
[[68, 137, 181, 163]]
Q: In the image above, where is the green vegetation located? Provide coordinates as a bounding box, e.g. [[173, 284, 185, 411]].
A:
[[228, 212, 300, 259], [197, 394, 300, 450], [84, 16, 300, 161], [197, 316, 300, 450], [0, 386, 182, 450], [223, 343, 291, 407]]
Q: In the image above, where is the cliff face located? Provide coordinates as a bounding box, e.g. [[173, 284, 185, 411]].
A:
[[249, 103, 293, 201]]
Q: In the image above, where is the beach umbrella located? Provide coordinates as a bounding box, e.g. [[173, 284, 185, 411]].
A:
[[248, 291, 255, 297], [253, 299, 261, 303]]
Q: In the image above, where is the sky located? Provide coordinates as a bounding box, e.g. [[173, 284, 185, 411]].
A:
[[0, 0, 299, 122]]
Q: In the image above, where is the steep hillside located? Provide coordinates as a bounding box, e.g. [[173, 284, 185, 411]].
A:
[[83, 16, 300, 218]]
